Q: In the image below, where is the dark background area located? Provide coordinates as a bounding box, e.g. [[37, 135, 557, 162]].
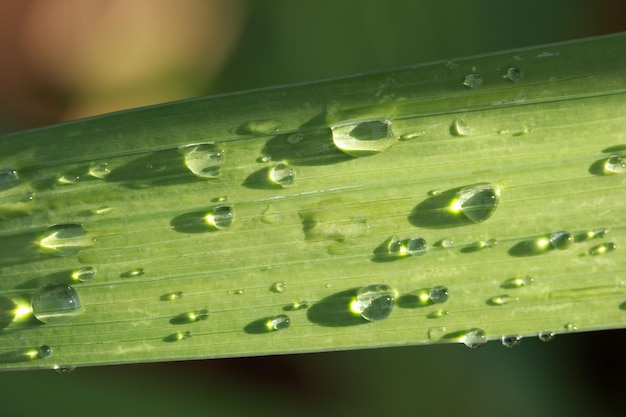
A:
[[1, 1, 625, 416]]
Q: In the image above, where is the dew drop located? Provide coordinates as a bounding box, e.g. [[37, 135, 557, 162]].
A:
[[538, 331, 555, 342], [229, 289, 246, 295], [463, 73, 483, 88], [603, 155, 626, 174], [56, 174, 80, 185], [291, 301, 309, 310], [451, 118, 471, 136], [31, 284, 84, 324], [71, 266, 96, 282], [506, 68, 521, 81], [428, 326, 447, 341], [38, 223, 92, 256], [565, 323, 577, 332], [88, 163, 111, 179], [122, 267, 145, 278], [586, 228, 609, 240], [268, 162, 296, 187], [452, 185, 501, 223], [501, 335, 522, 348], [286, 133, 304, 144], [428, 286, 449, 304], [180, 309, 210, 323], [168, 331, 193, 341], [161, 291, 184, 301], [259, 155, 272, 163], [406, 237, 428, 256], [426, 309, 449, 319], [331, 119, 396, 157], [54, 366, 76, 374], [0, 169, 20, 191], [463, 328, 487, 348], [242, 119, 281, 135], [589, 242, 616, 256], [549, 231, 573, 250], [178, 142, 224, 178], [266, 314, 291, 331], [501, 276, 534, 289], [271, 282, 287, 293], [92, 206, 114, 215], [38, 345, 52, 359], [352, 284, 396, 322], [488, 294, 518, 306], [438, 238, 455, 248], [206, 205, 234, 230], [387, 236, 428, 257], [400, 131, 426, 140]]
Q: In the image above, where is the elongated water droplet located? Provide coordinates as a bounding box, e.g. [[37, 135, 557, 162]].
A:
[[452, 185, 501, 223], [38, 345, 52, 358], [174, 309, 210, 324], [428, 286, 449, 304], [205, 205, 234, 230], [56, 174, 80, 185], [271, 282, 287, 293], [501, 335, 522, 348], [229, 289, 246, 295], [54, 366, 76, 374], [549, 231, 573, 250], [451, 118, 470, 136], [603, 155, 626, 174], [463, 73, 483, 88], [31, 284, 83, 324], [286, 301, 309, 311], [352, 284, 396, 322], [92, 206, 114, 215], [589, 242, 616, 255], [463, 328, 487, 348], [488, 294, 518, 306], [501, 276, 534, 289], [38, 224, 92, 256], [166, 331, 193, 342], [268, 162, 296, 187], [331, 119, 396, 157], [538, 331, 555, 342], [122, 267, 145, 278], [71, 266, 96, 282], [161, 291, 184, 301], [242, 119, 281, 135], [438, 238, 455, 248], [0, 169, 20, 191], [426, 309, 449, 319], [88, 163, 111, 179], [386, 236, 428, 257], [400, 131, 426, 140], [586, 228, 609, 240], [506, 68, 521, 81], [266, 314, 291, 331], [178, 142, 224, 178]]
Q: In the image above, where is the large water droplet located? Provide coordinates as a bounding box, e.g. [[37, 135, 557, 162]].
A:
[[88, 163, 111, 179], [71, 266, 96, 282], [463, 73, 483, 88], [268, 162, 296, 187], [266, 314, 291, 331], [331, 119, 396, 157], [31, 284, 84, 324], [549, 231, 573, 250], [178, 142, 224, 178], [386, 236, 428, 257], [38, 223, 93, 256], [501, 335, 522, 348], [352, 284, 396, 322], [463, 328, 487, 348], [603, 155, 626, 174], [38, 345, 52, 359], [206, 205, 234, 230], [589, 242, 616, 255], [0, 169, 20, 191], [428, 286, 449, 304], [452, 185, 500, 223]]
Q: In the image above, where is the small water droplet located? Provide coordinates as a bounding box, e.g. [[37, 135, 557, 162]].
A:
[[565, 322, 577, 332], [242, 119, 281, 135], [331, 119, 396, 157], [386, 236, 428, 257], [259, 155, 272, 163], [71, 266, 96, 282], [463, 73, 483, 88], [266, 314, 291, 331], [54, 366, 76, 374], [501, 335, 522, 348], [0, 169, 20, 191], [229, 289, 246, 295], [268, 162, 296, 187], [463, 328, 487, 348], [88, 163, 111, 179], [538, 331, 555, 342], [428, 326, 447, 341], [178, 309, 210, 323], [506, 68, 521, 81], [451, 118, 471, 136], [285, 301, 309, 311], [92, 206, 114, 215], [31, 284, 84, 324], [38, 223, 92, 256], [589, 242, 616, 255], [56, 174, 80, 185], [549, 231, 573, 250], [474, 238, 499, 250], [428, 286, 449, 304], [488, 294, 518, 306], [271, 282, 287, 293], [452, 185, 501, 223], [206, 205, 234, 230], [122, 267, 145, 278], [400, 131, 426, 140], [161, 291, 184, 301], [603, 155, 626, 174], [169, 331, 193, 341], [38, 345, 52, 358], [438, 238, 455, 248], [501, 276, 534, 289], [426, 309, 449, 319], [586, 228, 609, 240], [178, 142, 224, 178], [352, 284, 396, 322], [286, 133, 304, 144]]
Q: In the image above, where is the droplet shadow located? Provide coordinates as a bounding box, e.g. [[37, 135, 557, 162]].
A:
[[306, 288, 365, 327], [508, 237, 551, 257], [244, 317, 275, 334], [408, 186, 471, 229], [242, 166, 282, 190], [170, 211, 217, 234], [371, 236, 403, 262]]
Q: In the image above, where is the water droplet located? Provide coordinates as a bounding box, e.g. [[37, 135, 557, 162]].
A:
[[451, 118, 470, 136], [271, 282, 287, 293], [501, 276, 534, 289], [352, 284, 396, 322], [386, 236, 428, 257], [474, 238, 499, 250], [586, 228, 609, 240], [428, 326, 447, 341], [452, 185, 501, 223], [331, 119, 396, 157], [178, 142, 224, 178], [229, 289, 246, 295], [501, 335, 522, 348], [259, 155, 272, 163], [603, 155, 626, 174], [268, 162, 296, 187], [38, 345, 52, 358], [266, 314, 291, 331], [38, 223, 92, 256], [400, 131, 426, 140], [463, 73, 483, 88], [285, 301, 309, 311], [92, 206, 114, 215], [549, 231, 573, 250], [31, 284, 84, 324], [286, 133, 304, 144], [166, 331, 193, 342], [161, 291, 184, 301], [463, 328, 487, 348], [206, 205, 234, 230], [242, 119, 281, 135], [56, 174, 80, 185], [426, 309, 449, 319], [0, 169, 20, 191], [428, 286, 449, 304], [88, 163, 111, 179], [71, 266, 96, 282], [538, 331, 555, 342], [506, 68, 521, 81], [589, 242, 616, 255], [177, 309, 210, 323], [565, 323, 577, 332], [122, 267, 145, 278], [438, 238, 455, 248], [488, 294, 518, 306], [54, 366, 76, 374]]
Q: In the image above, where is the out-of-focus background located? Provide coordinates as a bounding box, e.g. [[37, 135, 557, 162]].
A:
[[0, 0, 624, 415]]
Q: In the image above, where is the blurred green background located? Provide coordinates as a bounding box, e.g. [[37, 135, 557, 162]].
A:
[[0, 0, 625, 416]]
